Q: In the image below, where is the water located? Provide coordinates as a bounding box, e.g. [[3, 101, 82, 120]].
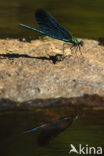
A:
[[0, 106, 104, 156], [0, 0, 104, 39]]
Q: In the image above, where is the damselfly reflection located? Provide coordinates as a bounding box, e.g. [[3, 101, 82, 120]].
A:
[[24, 116, 78, 146]]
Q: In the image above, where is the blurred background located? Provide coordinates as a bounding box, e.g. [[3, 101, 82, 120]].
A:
[[0, 0, 104, 39]]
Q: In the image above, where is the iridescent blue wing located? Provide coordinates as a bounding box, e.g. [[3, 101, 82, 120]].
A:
[[37, 117, 73, 146], [35, 9, 72, 42]]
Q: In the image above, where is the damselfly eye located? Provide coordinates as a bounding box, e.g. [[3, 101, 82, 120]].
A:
[[79, 41, 84, 46]]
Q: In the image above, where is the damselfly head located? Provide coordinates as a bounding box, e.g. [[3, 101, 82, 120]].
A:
[[79, 40, 84, 46]]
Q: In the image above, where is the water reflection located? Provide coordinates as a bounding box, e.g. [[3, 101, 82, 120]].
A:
[[25, 116, 78, 146], [0, 106, 104, 156]]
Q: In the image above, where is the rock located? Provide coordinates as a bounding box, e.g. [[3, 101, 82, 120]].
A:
[[0, 38, 104, 110]]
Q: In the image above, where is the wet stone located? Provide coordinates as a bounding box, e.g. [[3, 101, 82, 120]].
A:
[[0, 38, 104, 110]]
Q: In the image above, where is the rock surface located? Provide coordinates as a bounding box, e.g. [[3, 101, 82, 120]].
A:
[[0, 38, 104, 110]]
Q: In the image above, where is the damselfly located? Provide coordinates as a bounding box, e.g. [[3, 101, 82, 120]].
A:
[[20, 9, 83, 54]]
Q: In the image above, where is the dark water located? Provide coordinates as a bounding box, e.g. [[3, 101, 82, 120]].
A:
[[0, 0, 104, 39], [0, 106, 104, 156]]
